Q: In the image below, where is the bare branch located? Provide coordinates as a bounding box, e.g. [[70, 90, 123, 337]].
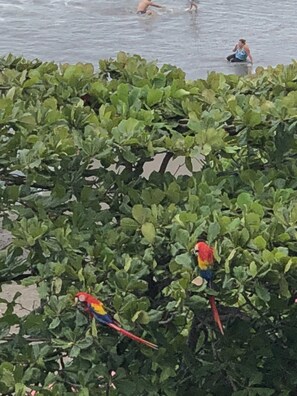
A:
[[159, 152, 173, 174]]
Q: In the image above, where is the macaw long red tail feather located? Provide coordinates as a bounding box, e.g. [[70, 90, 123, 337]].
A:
[[209, 296, 224, 335], [108, 323, 158, 350]]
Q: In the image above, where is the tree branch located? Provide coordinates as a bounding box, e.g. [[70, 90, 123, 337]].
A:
[[159, 152, 173, 174], [187, 313, 205, 350]]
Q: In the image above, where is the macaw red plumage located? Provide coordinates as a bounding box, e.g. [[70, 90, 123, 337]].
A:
[[193, 242, 224, 335], [75, 292, 158, 349]]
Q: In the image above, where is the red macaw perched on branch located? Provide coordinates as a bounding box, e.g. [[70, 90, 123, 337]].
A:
[[75, 292, 158, 349], [193, 242, 224, 335]]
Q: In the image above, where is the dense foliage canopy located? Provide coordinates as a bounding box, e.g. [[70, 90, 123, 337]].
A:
[[1, 53, 297, 395]]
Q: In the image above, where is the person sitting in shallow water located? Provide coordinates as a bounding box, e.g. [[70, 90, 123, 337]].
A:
[[227, 39, 253, 64], [136, 0, 164, 15]]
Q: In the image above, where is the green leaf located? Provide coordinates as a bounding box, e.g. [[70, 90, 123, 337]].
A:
[[132, 204, 148, 225], [49, 317, 60, 330], [290, 203, 297, 224], [244, 110, 262, 127], [120, 218, 139, 231], [15, 383, 26, 396], [237, 192, 253, 209], [131, 310, 150, 324], [224, 248, 237, 274], [76, 336, 94, 350], [142, 188, 165, 205], [69, 345, 81, 358], [78, 388, 90, 396], [175, 253, 193, 269], [122, 149, 138, 163], [245, 213, 261, 232], [167, 182, 181, 203], [0, 363, 15, 390], [284, 259, 293, 273], [1, 369, 14, 388], [196, 331, 206, 350], [172, 89, 190, 99], [91, 318, 98, 337], [53, 277, 63, 294], [160, 366, 176, 382], [147, 88, 163, 106], [279, 275, 290, 298], [21, 276, 41, 286], [0, 313, 20, 326], [239, 228, 250, 246], [116, 380, 137, 396], [249, 261, 258, 277], [255, 282, 270, 302], [208, 222, 220, 243], [175, 229, 190, 247], [141, 222, 156, 244], [4, 185, 20, 201], [252, 236, 267, 250]]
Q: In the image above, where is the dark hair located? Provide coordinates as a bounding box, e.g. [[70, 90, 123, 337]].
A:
[[239, 39, 246, 45]]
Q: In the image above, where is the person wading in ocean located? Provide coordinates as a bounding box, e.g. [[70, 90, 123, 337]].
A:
[[136, 0, 164, 15], [226, 39, 253, 63], [186, 0, 198, 11]]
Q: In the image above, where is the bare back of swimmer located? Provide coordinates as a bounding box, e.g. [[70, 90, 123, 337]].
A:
[[137, 0, 164, 15]]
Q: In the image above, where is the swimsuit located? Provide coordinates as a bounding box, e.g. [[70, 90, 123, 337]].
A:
[[235, 48, 247, 61], [137, 10, 146, 14]]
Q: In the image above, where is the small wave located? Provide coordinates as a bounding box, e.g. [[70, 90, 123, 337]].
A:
[[64, 0, 83, 7], [0, 3, 24, 9]]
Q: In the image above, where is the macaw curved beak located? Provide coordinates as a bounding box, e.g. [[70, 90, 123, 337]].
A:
[[73, 296, 79, 306]]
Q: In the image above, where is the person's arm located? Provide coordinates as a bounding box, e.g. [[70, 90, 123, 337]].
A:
[[245, 46, 253, 64], [150, 2, 164, 7], [233, 44, 238, 52]]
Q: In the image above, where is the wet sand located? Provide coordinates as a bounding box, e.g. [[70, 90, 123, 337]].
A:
[[0, 225, 39, 320]]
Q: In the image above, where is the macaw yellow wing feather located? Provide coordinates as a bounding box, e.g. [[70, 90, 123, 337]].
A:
[[75, 292, 158, 349]]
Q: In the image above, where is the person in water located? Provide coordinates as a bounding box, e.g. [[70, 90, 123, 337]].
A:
[[186, 0, 198, 11], [136, 0, 164, 15], [226, 39, 253, 63]]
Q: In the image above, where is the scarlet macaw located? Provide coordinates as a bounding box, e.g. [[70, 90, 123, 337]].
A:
[[193, 242, 224, 335], [75, 292, 158, 349]]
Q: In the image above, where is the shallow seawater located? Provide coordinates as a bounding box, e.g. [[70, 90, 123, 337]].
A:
[[0, 0, 295, 78]]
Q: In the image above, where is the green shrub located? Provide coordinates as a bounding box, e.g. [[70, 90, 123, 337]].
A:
[[1, 53, 297, 395]]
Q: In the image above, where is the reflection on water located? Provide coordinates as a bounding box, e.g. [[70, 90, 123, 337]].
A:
[[0, 0, 295, 78]]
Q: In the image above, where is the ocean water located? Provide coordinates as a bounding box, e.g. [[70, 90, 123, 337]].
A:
[[0, 0, 295, 78]]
